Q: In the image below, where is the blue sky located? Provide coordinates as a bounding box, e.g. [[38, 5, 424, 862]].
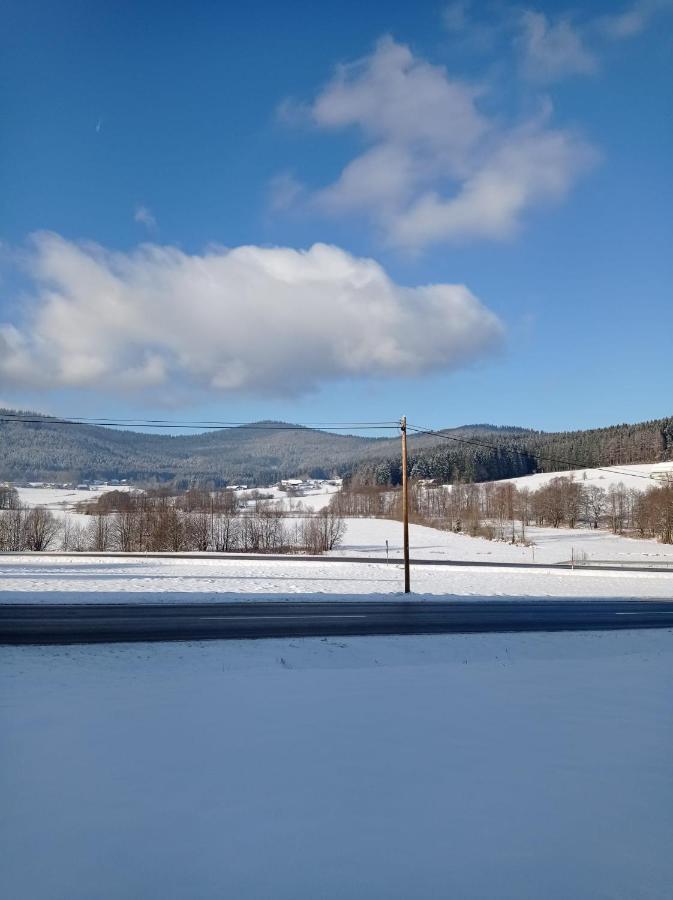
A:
[[1, 0, 671, 433]]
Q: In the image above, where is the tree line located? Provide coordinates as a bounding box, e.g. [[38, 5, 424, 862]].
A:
[[0, 488, 346, 554], [351, 417, 673, 486], [332, 477, 673, 544]]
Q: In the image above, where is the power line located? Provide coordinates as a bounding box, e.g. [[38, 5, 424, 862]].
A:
[[0, 411, 396, 427], [0, 411, 660, 478], [0, 413, 399, 433], [406, 423, 655, 482]]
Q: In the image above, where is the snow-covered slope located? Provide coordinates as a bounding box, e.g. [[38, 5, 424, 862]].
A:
[[495, 461, 673, 493]]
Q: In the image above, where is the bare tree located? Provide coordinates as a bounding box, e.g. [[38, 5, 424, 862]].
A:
[[23, 507, 61, 551], [87, 513, 111, 551], [584, 485, 606, 529], [0, 486, 19, 510]]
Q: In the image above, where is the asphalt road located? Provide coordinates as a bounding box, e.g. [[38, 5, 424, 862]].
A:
[[2, 550, 673, 573], [2, 599, 673, 645]]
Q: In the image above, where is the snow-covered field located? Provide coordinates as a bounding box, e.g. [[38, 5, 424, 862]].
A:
[[335, 517, 673, 566], [1, 550, 672, 604], [495, 461, 673, 493], [13, 481, 338, 515], [14, 484, 132, 514], [235, 481, 341, 511], [1, 515, 673, 604], [2, 629, 672, 900], [12, 478, 672, 571]]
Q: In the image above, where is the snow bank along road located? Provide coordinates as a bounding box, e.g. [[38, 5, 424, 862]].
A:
[[3, 631, 673, 899], [3, 599, 673, 644]]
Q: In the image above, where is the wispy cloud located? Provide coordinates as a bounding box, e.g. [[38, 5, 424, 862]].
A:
[[276, 36, 596, 251], [134, 205, 157, 232], [595, 0, 673, 39], [441, 1, 673, 75], [442, 1, 471, 32], [0, 232, 504, 397], [513, 1, 672, 81], [268, 173, 305, 212], [516, 10, 597, 82]]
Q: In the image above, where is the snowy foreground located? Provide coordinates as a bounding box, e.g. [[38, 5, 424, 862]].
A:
[[1, 553, 673, 603], [2, 630, 672, 900], [1, 517, 673, 604]]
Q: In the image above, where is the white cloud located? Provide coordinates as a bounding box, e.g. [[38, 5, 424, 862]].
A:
[[0, 232, 504, 397], [516, 10, 597, 81], [311, 39, 487, 163], [388, 120, 596, 247], [134, 205, 157, 231], [278, 37, 595, 250]]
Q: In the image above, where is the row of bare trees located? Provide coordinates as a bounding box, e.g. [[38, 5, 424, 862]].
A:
[[0, 506, 62, 551], [524, 478, 673, 541], [77, 487, 241, 516], [0, 500, 346, 554], [333, 477, 673, 544]]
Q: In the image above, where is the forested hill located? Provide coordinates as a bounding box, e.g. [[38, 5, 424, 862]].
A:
[[0, 409, 671, 486], [0, 412, 378, 485], [355, 417, 673, 485]]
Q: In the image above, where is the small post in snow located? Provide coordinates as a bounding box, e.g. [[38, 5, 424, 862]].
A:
[[385, 539, 389, 564]]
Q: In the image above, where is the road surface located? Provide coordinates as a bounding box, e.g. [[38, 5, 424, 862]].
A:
[[2, 599, 672, 644]]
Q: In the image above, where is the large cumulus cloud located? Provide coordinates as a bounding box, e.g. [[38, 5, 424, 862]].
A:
[[0, 232, 504, 397]]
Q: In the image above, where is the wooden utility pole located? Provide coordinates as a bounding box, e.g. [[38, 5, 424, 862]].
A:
[[401, 416, 410, 593]]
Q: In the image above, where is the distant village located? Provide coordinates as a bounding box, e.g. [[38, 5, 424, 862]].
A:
[[1, 477, 340, 495], [3, 479, 130, 491]]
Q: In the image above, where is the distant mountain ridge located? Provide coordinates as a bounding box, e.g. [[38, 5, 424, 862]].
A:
[[0, 409, 671, 487]]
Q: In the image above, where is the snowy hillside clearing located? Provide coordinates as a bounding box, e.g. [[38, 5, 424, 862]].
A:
[[493, 461, 673, 493]]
